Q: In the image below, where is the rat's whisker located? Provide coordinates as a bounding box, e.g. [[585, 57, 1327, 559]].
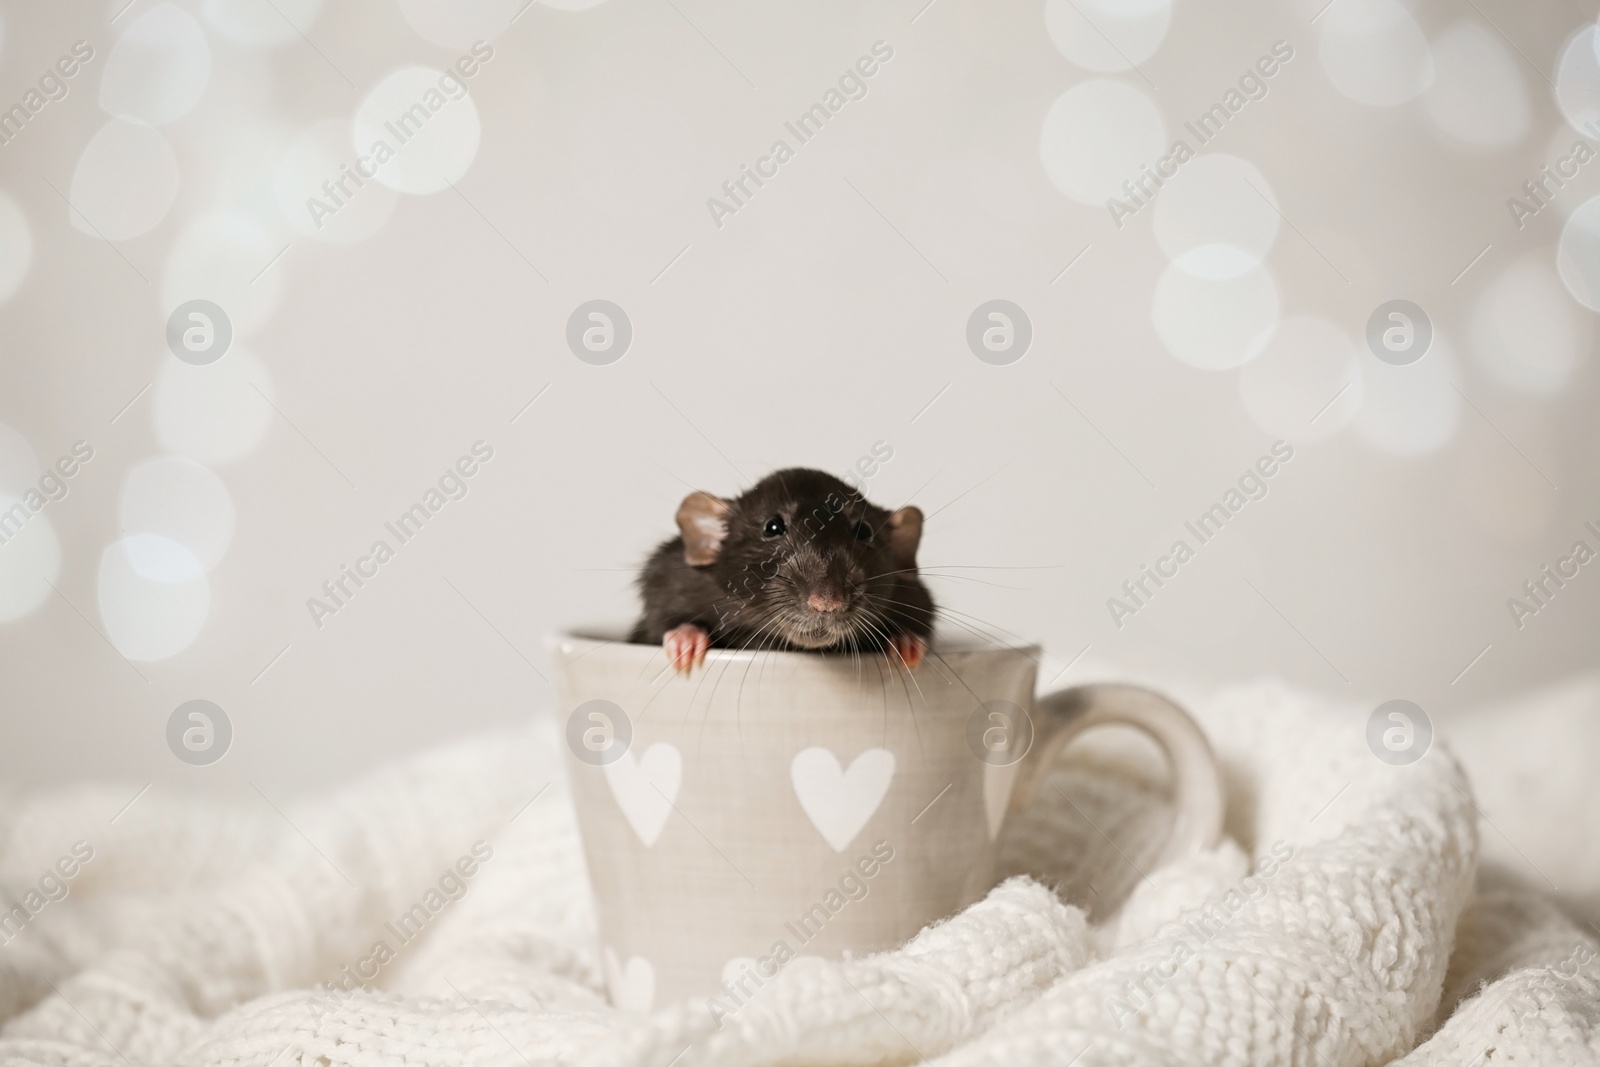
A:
[[871, 598, 999, 650], [921, 563, 1072, 571], [914, 571, 1030, 590], [914, 601, 1034, 647]]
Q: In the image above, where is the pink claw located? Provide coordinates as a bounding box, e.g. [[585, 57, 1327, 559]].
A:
[[663, 624, 710, 674], [888, 634, 926, 670]]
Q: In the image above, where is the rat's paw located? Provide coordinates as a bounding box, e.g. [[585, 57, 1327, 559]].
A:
[[888, 634, 926, 670], [663, 624, 710, 674]]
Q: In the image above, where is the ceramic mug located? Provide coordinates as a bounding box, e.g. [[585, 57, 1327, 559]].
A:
[[552, 632, 1224, 1012]]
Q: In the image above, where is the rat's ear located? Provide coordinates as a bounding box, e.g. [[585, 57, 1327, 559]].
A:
[[887, 506, 922, 567], [677, 491, 732, 566]]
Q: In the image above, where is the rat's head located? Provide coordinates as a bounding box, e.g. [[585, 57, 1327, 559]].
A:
[[676, 468, 922, 650]]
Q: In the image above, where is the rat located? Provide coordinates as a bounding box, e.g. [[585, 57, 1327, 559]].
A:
[[629, 468, 935, 673]]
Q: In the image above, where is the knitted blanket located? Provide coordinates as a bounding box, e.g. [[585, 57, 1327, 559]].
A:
[[1, 671, 1596, 1067]]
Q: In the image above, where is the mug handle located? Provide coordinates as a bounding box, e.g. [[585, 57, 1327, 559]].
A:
[[1009, 683, 1224, 868]]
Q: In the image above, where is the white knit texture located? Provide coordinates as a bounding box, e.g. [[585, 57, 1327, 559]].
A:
[[1, 677, 1596, 1067]]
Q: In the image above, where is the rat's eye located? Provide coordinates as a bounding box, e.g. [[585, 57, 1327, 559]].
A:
[[763, 515, 787, 538], [855, 521, 873, 542]]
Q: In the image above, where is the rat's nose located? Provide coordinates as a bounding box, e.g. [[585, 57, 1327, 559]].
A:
[[807, 592, 845, 614]]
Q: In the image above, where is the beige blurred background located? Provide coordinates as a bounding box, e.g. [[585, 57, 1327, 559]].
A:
[[0, 0, 1595, 817]]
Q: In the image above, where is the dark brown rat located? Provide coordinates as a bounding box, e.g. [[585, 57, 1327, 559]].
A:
[[629, 468, 936, 672]]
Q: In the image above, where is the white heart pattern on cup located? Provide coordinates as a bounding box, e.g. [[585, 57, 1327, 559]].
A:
[[604, 742, 682, 847], [603, 947, 656, 1013], [790, 746, 895, 852]]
